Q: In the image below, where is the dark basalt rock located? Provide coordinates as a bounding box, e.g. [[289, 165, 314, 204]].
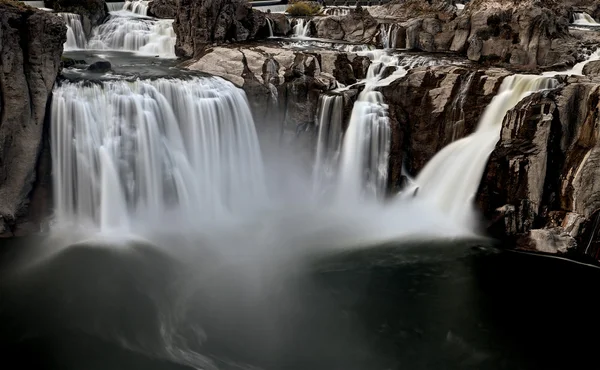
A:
[[174, 0, 267, 58], [87, 60, 112, 73], [0, 1, 66, 236], [315, 6, 379, 44], [44, 0, 108, 27], [148, 0, 176, 18]]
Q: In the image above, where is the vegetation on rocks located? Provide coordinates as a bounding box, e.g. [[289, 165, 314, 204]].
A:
[[286, 0, 322, 16]]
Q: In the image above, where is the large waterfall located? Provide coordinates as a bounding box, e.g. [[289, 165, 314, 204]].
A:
[[51, 77, 265, 232], [405, 75, 558, 224]]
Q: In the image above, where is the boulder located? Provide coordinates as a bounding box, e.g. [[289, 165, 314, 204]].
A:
[[87, 60, 112, 73], [174, 0, 267, 58], [148, 0, 177, 18], [44, 0, 108, 27], [582, 60, 600, 76], [315, 6, 378, 43], [0, 2, 66, 235]]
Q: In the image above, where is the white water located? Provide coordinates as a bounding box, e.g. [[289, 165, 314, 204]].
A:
[[324, 7, 351, 16], [60, 13, 87, 50], [51, 77, 266, 232], [124, 0, 150, 15], [573, 12, 600, 26], [380, 23, 400, 49], [405, 75, 559, 225], [266, 17, 274, 37], [292, 18, 312, 38], [107, 2, 126, 12], [313, 94, 344, 194], [88, 12, 176, 58]]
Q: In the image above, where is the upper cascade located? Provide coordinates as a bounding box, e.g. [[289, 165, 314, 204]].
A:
[[123, 0, 149, 15]]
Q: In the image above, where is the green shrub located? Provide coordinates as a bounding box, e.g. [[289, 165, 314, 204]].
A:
[[286, 1, 322, 16]]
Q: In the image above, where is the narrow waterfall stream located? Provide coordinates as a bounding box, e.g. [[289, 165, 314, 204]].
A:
[[60, 13, 88, 49]]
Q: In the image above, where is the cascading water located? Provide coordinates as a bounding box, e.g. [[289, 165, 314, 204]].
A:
[[266, 17, 274, 37], [572, 12, 600, 26], [124, 0, 150, 15], [404, 75, 559, 225], [107, 2, 126, 12], [324, 7, 351, 16], [87, 12, 176, 57], [380, 23, 400, 49], [51, 77, 266, 232], [313, 94, 344, 194], [292, 18, 312, 38], [60, 13, 87, 50]]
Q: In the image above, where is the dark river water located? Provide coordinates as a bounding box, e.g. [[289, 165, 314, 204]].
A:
[[0, 236, 598, 370]]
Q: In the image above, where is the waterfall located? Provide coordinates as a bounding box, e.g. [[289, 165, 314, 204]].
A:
[[380, 23, 400, 49], [124, 0, 150, 15], [292, 19, 312, 38], [51, 77, 266, 232], [405, 75, 559, 224], [59, 13, 87, 50], [324, 7, 351, 16], [107, 2, 126, 12], [313, 94, 344, 193], [573, 12, 599, 26], [266, 17, 274, 37], [87, 13, 176, 57]]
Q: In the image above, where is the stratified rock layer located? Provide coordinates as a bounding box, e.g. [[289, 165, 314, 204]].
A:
[[0, 2, 66, 235]]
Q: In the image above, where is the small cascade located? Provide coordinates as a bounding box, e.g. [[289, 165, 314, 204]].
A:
[[107, 2, 126, 12], [266, 17, 274, 37], [313, 94, 345, 193], [51, 77, 266, 232], [124, 0, 150, 15], [59, 13, 87, 50], [405, 75, 559, 224], [379, 23, 400, 49], [573, 12, 600, 26], [324, 7, 351, 16], [292, 18, 312, 38], [88, 14, 176, 57], [449, 72, 476, 140]]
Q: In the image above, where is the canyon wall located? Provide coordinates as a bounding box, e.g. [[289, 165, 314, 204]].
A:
[[0, 1, 66, 235]]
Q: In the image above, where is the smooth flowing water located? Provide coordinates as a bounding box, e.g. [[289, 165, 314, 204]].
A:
[[292, 18, 312, 38], [573, 12, 600, 26], [60, 13, 88, 50]]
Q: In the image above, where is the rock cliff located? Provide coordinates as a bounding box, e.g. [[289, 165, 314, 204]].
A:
[[0, 1, 66, 235], [174, 0, 268, 58], [315, 6, 379, 44], [369, 0, 581, 69], [148, 0, 177, 18], [479, 76, 600, 258], [44, 0, 108, 26]]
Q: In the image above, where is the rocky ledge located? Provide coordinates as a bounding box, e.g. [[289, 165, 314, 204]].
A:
[[0, 1, 66, 236], [44, 0, 108, 27]]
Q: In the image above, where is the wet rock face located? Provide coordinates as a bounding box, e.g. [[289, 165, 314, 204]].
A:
[[148, 0, 177, 18], [478, 78, 600, 258], [0, 2, 66, 235], [315, 6, 378, 44], [380, 65, 510, 190], [174, 0, 268, 58], [44, 0, 108, 26]]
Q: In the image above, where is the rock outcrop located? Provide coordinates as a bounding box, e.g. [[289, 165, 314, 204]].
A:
[[0, 1, 66, 235], [174, 0, 268, 58], [370, 0, 580, 69], [148, 0, 177, 18], [380, 64, 510, 189], [44, 0, 108, 27], [186, 45, 365, 149], [315, 6, 379, 44], [478, 76, 600, 258]]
